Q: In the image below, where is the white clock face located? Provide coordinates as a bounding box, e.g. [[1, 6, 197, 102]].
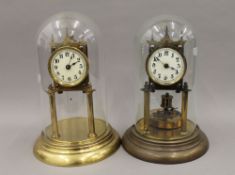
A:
[[147, 48, 186, 85], [50, 47, 88, 87]]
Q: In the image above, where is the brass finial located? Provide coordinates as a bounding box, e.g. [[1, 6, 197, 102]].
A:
[[164, 26, 170, 40], [147, 25, 186, 48], [50, 34, 56, 49]]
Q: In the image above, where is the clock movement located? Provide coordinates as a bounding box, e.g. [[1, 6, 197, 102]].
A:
[[123, 16, 209, 163], [33, 12, 120, 166]]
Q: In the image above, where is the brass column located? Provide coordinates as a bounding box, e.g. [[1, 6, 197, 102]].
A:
[[84, 85, 96, 138], [47, 85, 60, 138], [143, 91, 150, 131], [181, 90, 188, 132]]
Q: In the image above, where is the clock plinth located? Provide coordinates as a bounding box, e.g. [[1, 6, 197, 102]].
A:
[[34, 117, 120, 166], [123, 120, 208, 164]]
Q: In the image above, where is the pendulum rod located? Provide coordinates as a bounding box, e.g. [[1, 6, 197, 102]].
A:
[[84, 85, 96, 138], [47, 85, 60, 138]]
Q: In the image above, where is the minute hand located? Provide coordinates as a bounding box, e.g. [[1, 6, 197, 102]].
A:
[[156, 57, 165, 65]]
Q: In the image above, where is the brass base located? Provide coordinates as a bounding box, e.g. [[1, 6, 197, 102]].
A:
[[123, 120, 209, 164], [34, 117, 120, 166]]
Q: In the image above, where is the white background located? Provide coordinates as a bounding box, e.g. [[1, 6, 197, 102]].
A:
[[0, 0, 235, 175]]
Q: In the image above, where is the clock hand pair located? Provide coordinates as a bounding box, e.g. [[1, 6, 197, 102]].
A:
[[66, 57, 80, 70], [156, 57, 176, 70], [65, 61, 79, 70]]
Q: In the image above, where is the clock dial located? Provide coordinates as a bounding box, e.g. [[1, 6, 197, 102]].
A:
[[147, 48, 186, 85], [50, 47, 88, 87]]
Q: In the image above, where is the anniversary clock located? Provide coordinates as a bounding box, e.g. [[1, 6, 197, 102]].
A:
[[123, 16, 209, 163], [34, 12, 120, 166]]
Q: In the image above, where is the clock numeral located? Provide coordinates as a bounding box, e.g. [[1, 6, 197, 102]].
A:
[[176, 57, 179, 62], [171, 53, 174, 58], [56, 72, 60, 75], [78, 70, 81, 75], [65, 52, 69, 57], [62, 75, 64, 80], [158, 73, 161, 79], [79, 64, 83, 68], [153, 69, 156, 74], [55, 59, 59, 63], [154, 56, 159, 62], [54, 65, 58, 69], [171, 74, 174, 79], [177, 64, 181, 68], [152, 63, 155, 67], [74, 75, 78, 79], [164, 76, 168, 80], [71, 53, 75, 58], [77, 58, 80, 62], [67, 77, 71, 81], [176, 70, 179, 75], [164, 51, 169, 56], [158, 53, 162, 57], [59, 54, 63, 59]]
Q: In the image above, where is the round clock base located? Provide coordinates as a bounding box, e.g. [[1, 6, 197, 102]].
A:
[[34, 117, 120, 167], [122, 123, 208, 164]]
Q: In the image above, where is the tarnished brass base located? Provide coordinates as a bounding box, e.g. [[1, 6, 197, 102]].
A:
[[123, 120, 209, 164], [34, 117, 120, 166]]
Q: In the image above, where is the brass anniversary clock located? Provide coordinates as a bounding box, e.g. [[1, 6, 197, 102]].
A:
[[34, 12, 120, 166], [123, 16, 209, 163]]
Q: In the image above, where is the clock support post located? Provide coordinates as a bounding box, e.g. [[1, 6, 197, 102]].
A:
[[143, 91, 150, 131], [47, 85, 60, 138], [84, 85, 97, 138], [181, 83, 189, 132]]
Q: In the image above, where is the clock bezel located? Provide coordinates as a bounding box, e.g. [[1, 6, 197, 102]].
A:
[[48, 46, 89, 88], [146, 47, 187, 86]]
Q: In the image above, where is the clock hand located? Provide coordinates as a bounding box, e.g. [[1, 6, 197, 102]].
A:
[[157, 57, 168, 68], [71, 61, 79, 66], [170, 66, 179, 74], [156, 57, 171, 69], [68, 56, 73, 64], [65, 56, 75, 70], [156, 57, 164, 65]]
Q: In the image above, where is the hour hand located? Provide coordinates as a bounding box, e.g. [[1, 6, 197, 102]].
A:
[[71, 61, 79, 66]]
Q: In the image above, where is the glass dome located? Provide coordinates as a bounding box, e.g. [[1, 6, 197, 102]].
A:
[[34, 12, 120, 167], [135, 15, 198, 135], [123, 15, 208, 164]]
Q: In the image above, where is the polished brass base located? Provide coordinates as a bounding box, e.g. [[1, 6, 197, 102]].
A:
[[34, 117, 120, 166], [123, 120, 209, 164]]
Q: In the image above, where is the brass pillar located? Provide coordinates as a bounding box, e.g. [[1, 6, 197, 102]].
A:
[[47, 85, 60, 138], [143, 91, 150, 131], [84, 86, 96, 138], [181, 90, 188, 132]]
